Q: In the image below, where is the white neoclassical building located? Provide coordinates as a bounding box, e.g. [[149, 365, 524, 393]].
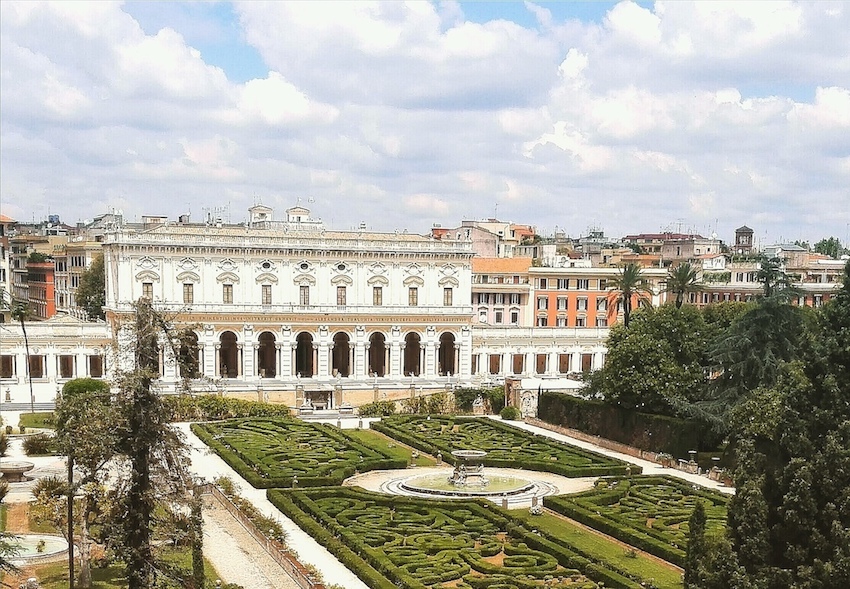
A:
[[102, 205, 477, 407]]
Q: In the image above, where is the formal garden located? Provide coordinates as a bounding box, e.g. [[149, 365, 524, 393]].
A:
[[186, 413, 731, 588], [370, 415, 635, 478], [269, 485, 672, 589], [191, 418, 431, 488], [545, 476, 729, 567]]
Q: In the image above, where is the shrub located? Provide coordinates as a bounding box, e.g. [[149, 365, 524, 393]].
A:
[[0, 433, 7, 457], [23, 433, 58, 456], [357, 400, 396, 417], [500, 406, 520, 420]]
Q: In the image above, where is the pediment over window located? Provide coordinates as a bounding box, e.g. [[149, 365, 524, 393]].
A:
[[294, 274, 316, 286], [403, 276, 424, 287], [331, 275, 353, 286], [216, 272, 240, 284], [367, 275, 389, 286], [135, 270, 160, 282], [176, 271, 200, 283], [255, 272, 279, 284], [438, 277, 459, 287]]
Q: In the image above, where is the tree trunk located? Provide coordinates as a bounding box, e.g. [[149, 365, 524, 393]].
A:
[[19, 317, 34, 414], [191, 487, 204, 589]]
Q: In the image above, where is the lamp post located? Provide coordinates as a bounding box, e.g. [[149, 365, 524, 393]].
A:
[[66, 418, 75, 589]]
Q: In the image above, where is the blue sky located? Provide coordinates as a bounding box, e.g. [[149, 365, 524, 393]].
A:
[[2, 1, 849, 245]]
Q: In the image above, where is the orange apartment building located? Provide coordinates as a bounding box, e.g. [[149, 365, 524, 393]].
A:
[[528, 265, 668, 328], [26, 260, 56, 319]]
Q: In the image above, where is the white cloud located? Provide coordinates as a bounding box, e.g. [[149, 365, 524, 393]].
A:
[[1, 0, 848, 243], [234, 72, 339, 126]]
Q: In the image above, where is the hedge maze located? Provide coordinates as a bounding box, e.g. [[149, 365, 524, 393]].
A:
[[269, 486, 651, 589], [545, 475, 729, 567], [371, 415, 636, 478], [191, 418, 407, 488]]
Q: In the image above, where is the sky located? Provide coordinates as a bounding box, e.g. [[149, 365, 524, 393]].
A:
[[1, 1, 849, 248]]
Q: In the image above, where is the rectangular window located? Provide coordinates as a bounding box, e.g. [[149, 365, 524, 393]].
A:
[[538, 278, 548, 289], [536, 297, 548, 310], [29, 355, 45, 379], [494, 309, 503, 324], [576, 317, 586, 327], [509, 293, 520, 305], [512, 354, 524, 374], [598, 279, 607, 290], [577, 279, 589, 290], [596, 298, 607, 311], [183, 283, 194, 304], [373, 286, 383, 306], [444, 287, 453, 306], [223, 284, 233, 304], [577, 297, 588, 311], [536, 354, 546, 374], [488, 354, 501, 375], [59, 355, 75, 379], [494, 293, 503, 304], [510, 310, 519, 325], [596, 317, 608, 327], [557, 278, 569, 290], [536, 316, 548, 327], [337, 285, 347, 306], [702, 293, 710, 304], [263, 284, 273, 305], [88, 355, 104, 378], [558, 354, 570, 373], [556, 316, 567, 327], [142, 282, 153, 299], [408, 287, 418, 306], [814, 295, 823, 307], [0, 355, 14, 379], [298, 285, 309, 306], [557, 297, 567, 310]]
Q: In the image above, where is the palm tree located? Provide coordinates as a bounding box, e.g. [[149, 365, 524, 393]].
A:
[[664, 262, 701, 309], [10, 300, 35, 414], [609, 262, 655, 327]]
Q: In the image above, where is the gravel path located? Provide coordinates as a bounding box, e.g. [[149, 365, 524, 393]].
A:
[[202, 495, 300, 589]]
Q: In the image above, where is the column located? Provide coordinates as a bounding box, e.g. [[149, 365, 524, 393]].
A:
[[570, 349, 581, 373], [525, 351, 535, 376], [275, 344, 283, 378], [236, 345, 243, 377], [214, 344, 222, 377], [548, 351, 558, 376]]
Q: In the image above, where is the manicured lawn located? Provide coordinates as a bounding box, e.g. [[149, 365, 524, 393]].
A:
[[18, 412, 55, 430], [192, 418, 408, 488], [371, 415, 636, 478], [270, 485, 655, 589], [545, 476, 728, 567], [512, 510, 683, 589], [346, 428, 437, 467]]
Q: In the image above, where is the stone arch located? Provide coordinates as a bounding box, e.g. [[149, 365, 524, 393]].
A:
[[179, 331, 201, 378], [295, 332, 314, 377], [438, 332, 456, 376], [332, 332, 351, 377], [219, 331, 238, 378], [257, 331, 276, 378], [368, 332, 386, 377], [403, 332, 421, 376]]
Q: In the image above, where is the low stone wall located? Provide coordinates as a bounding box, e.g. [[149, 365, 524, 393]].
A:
[[198, 484, 326, 589], [526, 417, 663, 463]]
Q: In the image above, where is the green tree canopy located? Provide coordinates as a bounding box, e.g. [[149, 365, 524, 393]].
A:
[[76, 253, 106, 320], [586, 304, 711, 415], [698, 260, 850, 588], [813, 236, 844, 259]]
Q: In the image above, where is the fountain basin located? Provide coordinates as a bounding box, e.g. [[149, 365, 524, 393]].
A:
[[9, 534, 69, 565], [401, 473, 534, 497]]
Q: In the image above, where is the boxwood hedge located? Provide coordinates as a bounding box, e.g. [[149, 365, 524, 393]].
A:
[[371, 415, 637, 478], [268, 486, 648, 589], [544, 475, 728, 567], [192, 418, 406, 488]]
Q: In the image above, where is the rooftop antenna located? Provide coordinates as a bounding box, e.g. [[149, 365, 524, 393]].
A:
[[494, 202, 498, 220]]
